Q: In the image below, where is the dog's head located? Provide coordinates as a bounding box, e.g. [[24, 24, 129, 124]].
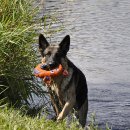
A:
[[39, 34, 70, 69]]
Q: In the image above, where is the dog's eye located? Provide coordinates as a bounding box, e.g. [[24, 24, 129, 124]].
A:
[[55, 52, 61, 57]]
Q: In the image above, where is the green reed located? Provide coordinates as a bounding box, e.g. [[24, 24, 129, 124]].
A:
[[0, 0, 40, 105]]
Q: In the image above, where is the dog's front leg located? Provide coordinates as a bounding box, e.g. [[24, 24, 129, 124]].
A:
[[57, 101, 75, 121], [57, 89, 76, 121]]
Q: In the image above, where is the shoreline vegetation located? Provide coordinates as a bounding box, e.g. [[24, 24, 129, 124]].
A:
[[0, 0, 111, 129], [0, 0, 39, 105]]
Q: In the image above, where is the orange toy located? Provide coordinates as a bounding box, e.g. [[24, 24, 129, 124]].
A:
[[34, 64, 63, 78]]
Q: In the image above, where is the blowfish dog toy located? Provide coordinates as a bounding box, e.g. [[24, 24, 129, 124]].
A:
[[34, 63, 64, 85], [34, 63, 63, 78]]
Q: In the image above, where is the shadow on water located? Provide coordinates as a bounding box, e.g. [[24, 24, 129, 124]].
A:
[[34, 0, 130, 129]]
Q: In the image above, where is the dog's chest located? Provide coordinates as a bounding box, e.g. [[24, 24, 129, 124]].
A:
[[51, 67, 73, 101]]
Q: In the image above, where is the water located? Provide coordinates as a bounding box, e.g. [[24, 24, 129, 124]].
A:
[[38, 0, 130, 129]]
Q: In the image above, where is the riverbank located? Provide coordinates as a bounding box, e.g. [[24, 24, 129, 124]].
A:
[[0, 106, 111, 130], [0, 107, 81, 130]]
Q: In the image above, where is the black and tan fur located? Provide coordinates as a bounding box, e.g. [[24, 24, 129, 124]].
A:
[[39, 34, 88, 127]]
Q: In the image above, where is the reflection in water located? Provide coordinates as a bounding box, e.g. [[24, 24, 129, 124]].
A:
[[38, 0, 130, 129]]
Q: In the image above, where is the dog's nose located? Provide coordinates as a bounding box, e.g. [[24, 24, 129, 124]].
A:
[[41, 64, 48, 69], [48, 62, 55, 68]]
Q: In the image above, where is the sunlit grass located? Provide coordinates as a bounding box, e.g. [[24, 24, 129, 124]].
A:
[[0, 107, 82, 130], [0, 106, 112, 130]]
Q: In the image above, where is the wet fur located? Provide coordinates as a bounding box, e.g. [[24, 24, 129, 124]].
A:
[[39, 34, 88, 127]]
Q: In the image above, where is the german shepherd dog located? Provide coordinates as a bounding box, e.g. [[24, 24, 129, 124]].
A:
[[38, 34, 88, 127]]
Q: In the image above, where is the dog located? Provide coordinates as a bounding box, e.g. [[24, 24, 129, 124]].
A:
[[38, 34, 88, 127]]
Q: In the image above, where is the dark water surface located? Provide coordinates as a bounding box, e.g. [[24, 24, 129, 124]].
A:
[[38, 0, 130, 129]]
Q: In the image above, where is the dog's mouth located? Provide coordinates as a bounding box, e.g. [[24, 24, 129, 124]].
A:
[[41, 62, 59, 70]]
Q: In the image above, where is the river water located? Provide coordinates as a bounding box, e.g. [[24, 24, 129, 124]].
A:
[[37, 0, 130, 129]]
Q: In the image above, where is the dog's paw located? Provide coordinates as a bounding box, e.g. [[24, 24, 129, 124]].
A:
[[57, 113, 63, 122]]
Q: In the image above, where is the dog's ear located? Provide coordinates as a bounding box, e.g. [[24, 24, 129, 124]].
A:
[[59, 35, 70, 55], [39, 34, 49, 51]]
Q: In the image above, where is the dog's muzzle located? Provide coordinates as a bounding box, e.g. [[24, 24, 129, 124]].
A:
[[41, 62, 58, 70]]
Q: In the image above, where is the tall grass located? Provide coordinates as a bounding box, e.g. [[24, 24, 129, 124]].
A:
[[0, 0, 39, 105]]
